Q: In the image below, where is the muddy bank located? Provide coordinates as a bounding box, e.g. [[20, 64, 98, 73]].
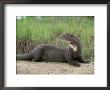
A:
[[16, 60, 94, 74]]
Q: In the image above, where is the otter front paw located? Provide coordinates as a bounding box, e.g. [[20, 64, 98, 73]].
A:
[[71, 63, 81, 67]]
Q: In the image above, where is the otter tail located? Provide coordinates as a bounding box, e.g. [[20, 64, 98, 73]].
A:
[[16, 53, 33, 60]]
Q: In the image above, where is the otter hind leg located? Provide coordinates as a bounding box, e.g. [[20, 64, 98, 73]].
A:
[[32, 46, 44, 62], [32, 55, 42, 62]]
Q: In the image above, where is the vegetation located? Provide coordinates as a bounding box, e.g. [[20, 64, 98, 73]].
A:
[[16, 16, 94, 61]]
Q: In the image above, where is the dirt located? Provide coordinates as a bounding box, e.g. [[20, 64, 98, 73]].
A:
[[16, 60, 94, 74]]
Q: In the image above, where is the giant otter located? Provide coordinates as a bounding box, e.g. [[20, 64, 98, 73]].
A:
[[16, 33, 90, 67]]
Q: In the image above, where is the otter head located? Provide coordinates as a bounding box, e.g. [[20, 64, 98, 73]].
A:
[[60, 33, 80, 52]]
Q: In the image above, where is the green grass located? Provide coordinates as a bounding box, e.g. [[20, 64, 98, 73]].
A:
[[16, 16, 94, 60]]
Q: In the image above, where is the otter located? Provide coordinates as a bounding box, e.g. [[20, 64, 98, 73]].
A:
[[16, 33, 90, 67]]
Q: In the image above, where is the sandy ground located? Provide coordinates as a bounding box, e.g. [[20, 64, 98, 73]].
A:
[[16, 60, 94, 74]]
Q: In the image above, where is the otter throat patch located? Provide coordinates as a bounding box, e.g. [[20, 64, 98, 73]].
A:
[[69, 43, 77, 52]]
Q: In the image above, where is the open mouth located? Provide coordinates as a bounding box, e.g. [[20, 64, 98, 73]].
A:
[[68, 42, 77, 51], [59, 34, 78, 51]]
